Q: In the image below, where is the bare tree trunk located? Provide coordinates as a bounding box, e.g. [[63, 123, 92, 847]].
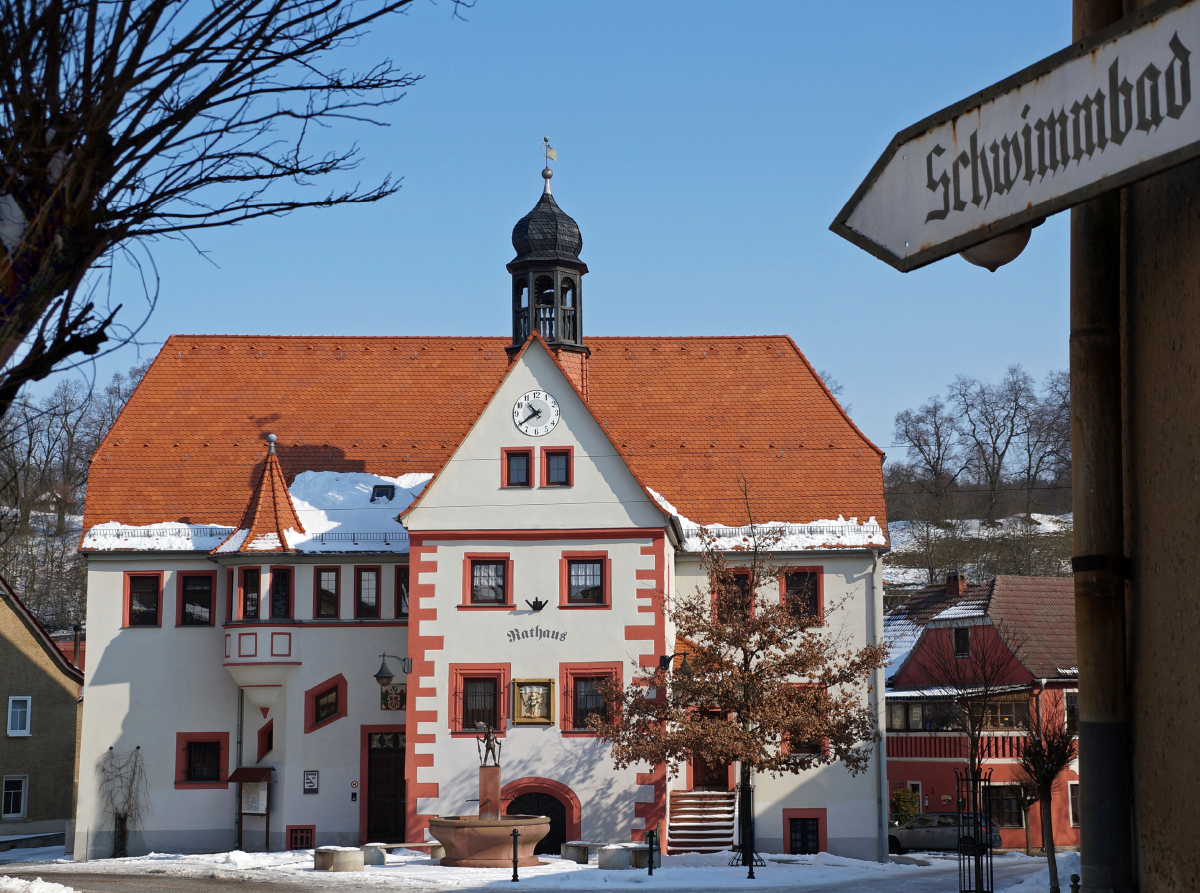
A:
[[1040, 794, 1058, 888], [1022, 803, 1032, 856]]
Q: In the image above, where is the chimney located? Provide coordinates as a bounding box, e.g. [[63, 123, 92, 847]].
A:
[[945, 571, 965, 596]]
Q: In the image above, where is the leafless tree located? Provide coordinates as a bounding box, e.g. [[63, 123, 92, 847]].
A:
[[1017, 690, 1077, 891], [910, 618, 1027, 778], [0, 0, 465, 418], [893, 395, 963, 507], [949, 366, 1036, 523]]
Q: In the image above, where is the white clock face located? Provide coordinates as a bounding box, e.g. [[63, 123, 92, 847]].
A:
[[512, 390, 560, 437]]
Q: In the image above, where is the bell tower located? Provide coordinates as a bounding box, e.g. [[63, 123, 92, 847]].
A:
[[507, 139, 588, 355]]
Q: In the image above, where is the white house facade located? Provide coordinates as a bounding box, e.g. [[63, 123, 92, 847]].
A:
[[73, 175, 891, 862]]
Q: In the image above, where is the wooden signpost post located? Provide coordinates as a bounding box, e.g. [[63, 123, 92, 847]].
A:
[[832, 0, 1200, 271]]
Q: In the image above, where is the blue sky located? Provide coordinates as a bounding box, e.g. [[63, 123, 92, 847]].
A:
[[57, 1, 1074, 456]]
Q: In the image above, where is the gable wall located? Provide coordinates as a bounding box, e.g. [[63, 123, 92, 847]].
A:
[[406, 344, 664, 532], [0, 594, 81, 831]]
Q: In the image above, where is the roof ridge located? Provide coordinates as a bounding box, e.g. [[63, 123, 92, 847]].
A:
[[0, 574, 84, 684]]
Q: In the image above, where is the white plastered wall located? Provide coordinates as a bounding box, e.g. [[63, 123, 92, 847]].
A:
[[671, 551, 886, 861], [407, 340, 669, 840], [75, 557, 411, 857]]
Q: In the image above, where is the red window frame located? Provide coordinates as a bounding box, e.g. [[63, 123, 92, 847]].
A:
[[785, 683, 830, 757], [501, 447, 534, 488], [710, 566, 754, 619], [313, 566, 340, 620], [238, 566, 262, 622], [354, 565, 382, 619], [176, 570, 218, 627], [123, 571, 164, 628], [782, 808, 827, 855], [396, 565, 410, 621], [559, 662, 623, 737], [269, 565, 295, 620], [174, 731, 230, 789], [460, 553, 514, 609], [558, 551, 612, 609], [778, 566, 824, 625], [225, 569, 234, 624], [539, 446, 574, 487], [449, 663, 511, 736], [304, 674, 348, 733], [257, 719, 274, 762]]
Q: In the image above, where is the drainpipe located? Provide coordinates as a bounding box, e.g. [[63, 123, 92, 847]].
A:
[[236, 689, 244, 847], [869, 548, 888, 863]]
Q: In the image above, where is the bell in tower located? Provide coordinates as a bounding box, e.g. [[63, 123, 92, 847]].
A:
[[508, 139, 588, 354]]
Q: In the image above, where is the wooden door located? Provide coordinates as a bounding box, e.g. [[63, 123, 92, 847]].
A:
[[507, 792, 567, 854], [693, 754, 731, 790], [367, 732, 405, 841]]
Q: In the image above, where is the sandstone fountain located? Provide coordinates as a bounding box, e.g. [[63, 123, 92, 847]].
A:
[[427, 723, 550, 867]]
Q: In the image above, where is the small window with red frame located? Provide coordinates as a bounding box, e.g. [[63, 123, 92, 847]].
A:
[[570, 677, 609, 730], [471, 561, 508, 605], [567, 560, 604, 604], [544, 450, 571, 486], [240, 568, 260, 620], [316, 569, 339, 618], [128, 575, 160, 626], [396, 566, 410, 618], [784, 571, 819, 623], [505, 451, 532, 487], [356, 568, 380, 618], [180, 574, 213, 626]]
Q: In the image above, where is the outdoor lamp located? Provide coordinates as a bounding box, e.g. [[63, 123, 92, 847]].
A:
[[658, 653, 693, 676], [373, 653, 413, 687]]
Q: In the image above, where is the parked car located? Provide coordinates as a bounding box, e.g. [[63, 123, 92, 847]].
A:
[[888, 812, 1002, 854]]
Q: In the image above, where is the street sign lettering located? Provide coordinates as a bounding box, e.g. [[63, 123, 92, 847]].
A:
[[833, 0, 1200, 271]]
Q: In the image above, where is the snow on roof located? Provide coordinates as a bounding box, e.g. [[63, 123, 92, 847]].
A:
[[930, 598, 989, 621], [82, 522, 237, 551], [282, 471, 431, 553], [883, 613, 924, 680], [87, 471, 432, 554], [648, 488, 885, 553]]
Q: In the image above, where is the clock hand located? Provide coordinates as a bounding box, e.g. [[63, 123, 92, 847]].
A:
[[519, 407, 542, 426]]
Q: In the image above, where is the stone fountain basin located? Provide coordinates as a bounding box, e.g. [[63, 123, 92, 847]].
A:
[[427, 815, 550, 867]]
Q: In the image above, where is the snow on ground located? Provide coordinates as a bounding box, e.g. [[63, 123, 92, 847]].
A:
[[5, 847, 959, 890], [0, 848, 65, 865], [0, 877, 78, 893], [998, 851, 1080, 892], [647, 489, 886, 553]]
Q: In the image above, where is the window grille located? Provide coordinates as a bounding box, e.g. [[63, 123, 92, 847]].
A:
[[789, 817, 820, 855], [568, 560, 603, 603], [573, 677, 608, 729], [182, 576, 212, 625], [186, 741, 221, 782], [317, 570, 339, 617], [288, 827, 314, 850], [357, 569, 379, 618], [315, 687, 339, 724], [271, 569, 291, 619], [471, 561, 506, 604], [129, 576, 159, 626], [242, 569, 260, 620], [463, 679, 498, 729]]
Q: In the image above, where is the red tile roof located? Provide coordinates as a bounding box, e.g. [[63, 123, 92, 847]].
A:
[[225, 448, 304, 552], [83, 335, 886, 533]]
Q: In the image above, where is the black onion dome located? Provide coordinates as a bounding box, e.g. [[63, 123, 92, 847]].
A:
[[510, 192, 583, 264]]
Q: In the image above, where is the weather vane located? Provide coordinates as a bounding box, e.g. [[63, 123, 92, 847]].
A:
[[541, 137, 556, 192]]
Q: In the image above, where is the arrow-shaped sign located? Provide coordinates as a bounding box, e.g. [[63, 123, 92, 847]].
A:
[[832, 0, 1200, 272]]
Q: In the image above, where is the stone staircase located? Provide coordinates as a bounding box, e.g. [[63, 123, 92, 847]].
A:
[[666, 790, 736, 854]]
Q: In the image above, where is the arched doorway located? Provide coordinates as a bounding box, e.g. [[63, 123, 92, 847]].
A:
[[501, 777, 582, 855], [507, 791, 567, 855]]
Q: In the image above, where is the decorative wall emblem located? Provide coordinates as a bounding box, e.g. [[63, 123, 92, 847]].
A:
[[513, 679, 554, 725], [303, 771, 319, 794], [381, 683, 406, 711]]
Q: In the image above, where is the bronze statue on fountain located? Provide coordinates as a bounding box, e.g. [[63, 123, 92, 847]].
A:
[[426, 722, 550, 867]]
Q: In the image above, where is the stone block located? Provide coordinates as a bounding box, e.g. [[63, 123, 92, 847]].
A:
[[561, 842, 590, 864], [597, 845, 633, 870], [314, 846, 365, 871]]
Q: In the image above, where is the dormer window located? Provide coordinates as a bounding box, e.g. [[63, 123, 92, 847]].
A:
[[371, 485, 396, 503]]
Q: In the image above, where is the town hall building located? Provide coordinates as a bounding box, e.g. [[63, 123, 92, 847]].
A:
[[72, 167, 890, 861]]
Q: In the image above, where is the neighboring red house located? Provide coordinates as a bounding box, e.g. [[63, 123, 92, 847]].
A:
[[885, 573, 1079, 850]]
